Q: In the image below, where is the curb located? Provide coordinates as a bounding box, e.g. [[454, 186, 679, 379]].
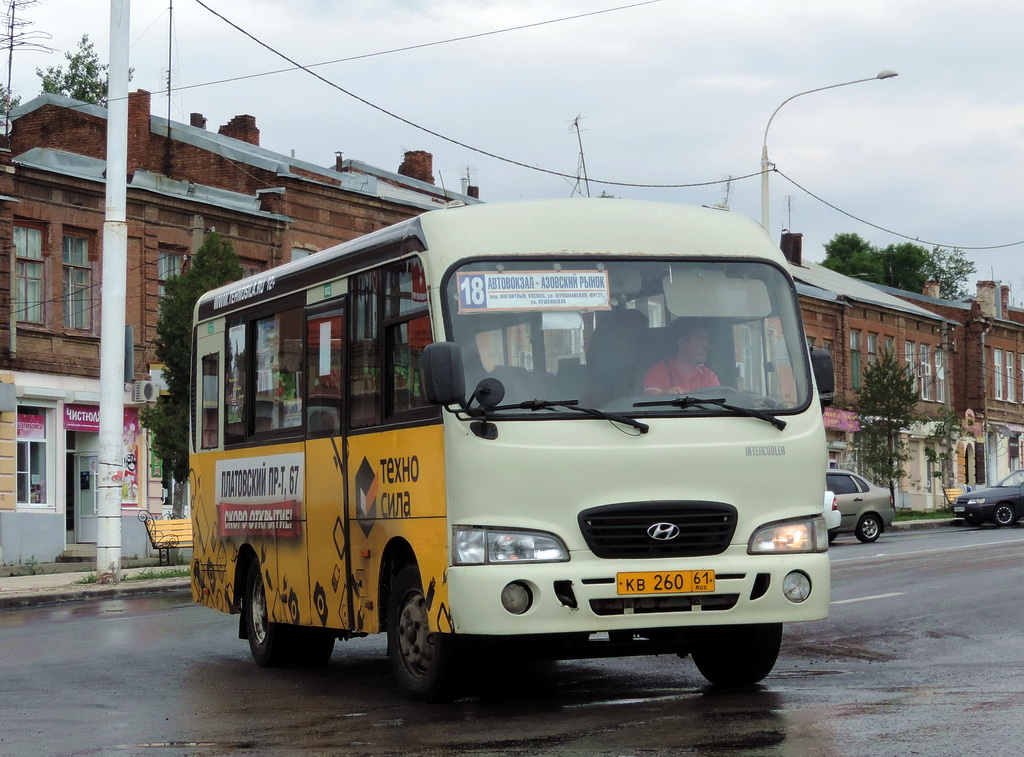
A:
[[0, 578, 191, 611], [888, 518, 960, 532]]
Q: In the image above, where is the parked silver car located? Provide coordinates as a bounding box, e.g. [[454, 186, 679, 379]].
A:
[[825, 469, 895, 543]]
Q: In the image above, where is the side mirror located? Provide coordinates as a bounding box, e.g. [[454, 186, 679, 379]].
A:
[[810, 348, 835, 408], [422, 342, 466, 406]]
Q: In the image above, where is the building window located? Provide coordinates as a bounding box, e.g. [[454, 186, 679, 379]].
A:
[[17, 407, 49, 507], [867, 332, 878, 365], [994, 349, 1004, 400], [850, 330, 862, 391], [158, 249, 184, 297], [1008, 351, 1016, 404], [935, 349, 946, 403], [919, 344, 932, 400], [15, 225, 46, 324], [904, 340, 915, 379], [62, 233, 92, 330], [885, 336, 895, 359]]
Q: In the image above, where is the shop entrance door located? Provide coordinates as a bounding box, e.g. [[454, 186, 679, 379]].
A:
[[75, 454, 98, 543]]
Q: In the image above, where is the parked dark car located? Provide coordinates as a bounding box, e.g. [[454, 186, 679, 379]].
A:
[[825, 469, 895, 543], [952, 470, 1024, 527]]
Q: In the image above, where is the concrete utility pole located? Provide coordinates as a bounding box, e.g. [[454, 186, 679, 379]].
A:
[[96, 0, 130, 581]]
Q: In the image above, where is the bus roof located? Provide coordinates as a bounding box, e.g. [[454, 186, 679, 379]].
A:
[[195, 199, 782, 321]]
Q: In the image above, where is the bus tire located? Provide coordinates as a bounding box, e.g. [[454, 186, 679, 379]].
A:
[[244, 559, 292, 667], [387, 564, 461, 701], [691, 623, 782, 686]]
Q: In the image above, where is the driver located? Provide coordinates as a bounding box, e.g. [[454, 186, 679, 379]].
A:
[[643, 319, 720, 395]]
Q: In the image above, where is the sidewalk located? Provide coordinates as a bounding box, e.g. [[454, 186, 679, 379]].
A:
[[0, 564, 191, 610]]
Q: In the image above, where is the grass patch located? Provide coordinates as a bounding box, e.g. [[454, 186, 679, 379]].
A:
[[74, 566, 190, 585], [895, 508, 955, 521], [122, 567, 190, 581]]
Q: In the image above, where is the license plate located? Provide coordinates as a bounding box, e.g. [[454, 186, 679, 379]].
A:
[[953, 506, 965, 514], [616, 570, 716, 595]]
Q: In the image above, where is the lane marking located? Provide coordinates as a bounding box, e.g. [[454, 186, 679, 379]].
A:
[[830, 536, 1024, 564], [831, 592, 906, 606]]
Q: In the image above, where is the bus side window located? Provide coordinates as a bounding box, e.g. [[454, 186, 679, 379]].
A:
[[350, 270, 381, 428], [225, 321, 247, 445], [201, 354, 219, 448], [306, 308, 344, 437], [388, 314, 432, 414], [384, 257, 432, 416]]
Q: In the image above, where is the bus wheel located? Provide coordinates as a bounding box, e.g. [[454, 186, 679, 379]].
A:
[[244, 560, 292, 667], [387, 564, 461, 701], [691, 623, 782, 686]]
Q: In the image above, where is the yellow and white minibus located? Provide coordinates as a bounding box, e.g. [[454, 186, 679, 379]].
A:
[[190, 199, 834, 700]]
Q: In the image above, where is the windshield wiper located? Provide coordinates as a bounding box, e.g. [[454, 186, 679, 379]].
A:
[[492, 398, 649, 434], [633, 395, 786, 431]]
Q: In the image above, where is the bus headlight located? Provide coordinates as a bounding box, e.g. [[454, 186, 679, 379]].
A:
[[453, 527, 569, 565], [748, 516, 827, 554]]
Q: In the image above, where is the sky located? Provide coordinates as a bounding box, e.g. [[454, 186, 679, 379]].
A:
[[5, 0, 1024, 301]]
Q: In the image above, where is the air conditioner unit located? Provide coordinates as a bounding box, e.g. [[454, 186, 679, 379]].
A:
[[132, 380, 159, 404]]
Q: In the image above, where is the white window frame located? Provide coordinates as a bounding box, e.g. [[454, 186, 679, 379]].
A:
[[919, 344, 932, 400], [935, 349, 946, 403], [62, 233, 92, 330], [14, 225, 45, 324], [995, 349, 1004, 400], [16, 406, 53, 509], [1008, 351, 1016, 404], [157, 250, 184, 297]]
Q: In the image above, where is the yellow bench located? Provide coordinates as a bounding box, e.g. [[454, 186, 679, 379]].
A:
[[139, 512, 193, 565]]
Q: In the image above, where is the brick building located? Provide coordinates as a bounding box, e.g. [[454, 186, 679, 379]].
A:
[[0, 90, 478, 565], [781, 233, 955, 509], [784, 231, 1024, 509]]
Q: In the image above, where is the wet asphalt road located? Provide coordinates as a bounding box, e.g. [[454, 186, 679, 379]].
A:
[[1, 524, 1022, 757]]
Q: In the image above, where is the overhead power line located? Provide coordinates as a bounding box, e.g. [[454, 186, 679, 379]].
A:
[[190, 0, 745, 189]]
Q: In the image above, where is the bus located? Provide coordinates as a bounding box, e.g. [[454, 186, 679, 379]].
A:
[[189, 198, 835, 701]]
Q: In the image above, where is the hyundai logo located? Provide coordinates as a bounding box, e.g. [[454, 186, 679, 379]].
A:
[[647, 522, 680, 541]]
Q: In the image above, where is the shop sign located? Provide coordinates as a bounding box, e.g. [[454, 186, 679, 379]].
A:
[[823, 407, 860, 432]]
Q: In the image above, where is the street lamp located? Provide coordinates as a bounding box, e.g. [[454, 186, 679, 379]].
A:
[[760, 70, 898, 233]]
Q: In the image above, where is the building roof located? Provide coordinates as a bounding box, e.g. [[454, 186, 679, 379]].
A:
[[12, 147, 291, 221], [9, 93, 480, 211], [788, 258, 955, 324]]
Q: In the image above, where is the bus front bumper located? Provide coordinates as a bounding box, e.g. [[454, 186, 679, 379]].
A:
[[446, 551, 830, 636]]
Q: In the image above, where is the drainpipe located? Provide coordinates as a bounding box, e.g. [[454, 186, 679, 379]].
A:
[[979, 319, 993, 484]]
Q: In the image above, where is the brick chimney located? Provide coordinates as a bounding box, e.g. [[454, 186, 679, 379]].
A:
[[398, 150, 434, 184], [127, 89, 152, 175], [467, 184, 480, 199], [976, 280, 998, 318], [334, 151, 344, 172], [218, 114, 260, 146], [779, 232, 803, 266], [922, 281, 941, 299], [1002, 284, 1011, 317], [190, 112, 207, 129]]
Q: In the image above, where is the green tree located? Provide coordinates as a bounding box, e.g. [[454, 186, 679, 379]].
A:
[[821, 234, 973, 298], [141, 233, 242, 502], [854, 349, 922, 501], [36, 34, 116, 105], [924, 246, 976, 300], [820, 233, 881, 280], [1, 85, 21, 113]]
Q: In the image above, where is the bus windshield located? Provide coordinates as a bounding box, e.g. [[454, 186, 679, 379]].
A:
[[444, 258, 811, 417]]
